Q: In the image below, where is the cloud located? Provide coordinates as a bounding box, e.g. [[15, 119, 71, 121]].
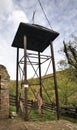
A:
[[0, 0, 13, 13], [0, 0, 77, 79], [7, 10, 29, 32], [0, 0, 29, 31], [0, 0, 29, 40], [0, 0, 29, 79], [0, 0, 14, 29], [0, 35, 16, 79]]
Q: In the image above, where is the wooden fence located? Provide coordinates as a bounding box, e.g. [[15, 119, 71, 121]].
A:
[[9, 94, 56, 110], [9, 94, 16, 106], [60, 106, 77, 118], [9, 94, 77, 118]]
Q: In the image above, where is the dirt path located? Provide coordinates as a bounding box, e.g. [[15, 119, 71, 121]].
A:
[[0, 119, 77, 130]]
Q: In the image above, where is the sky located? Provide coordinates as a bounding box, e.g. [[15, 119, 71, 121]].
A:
[[0, 0, 77, 80]]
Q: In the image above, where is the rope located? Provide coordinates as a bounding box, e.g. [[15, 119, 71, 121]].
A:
[[38, 0, 52, 29]]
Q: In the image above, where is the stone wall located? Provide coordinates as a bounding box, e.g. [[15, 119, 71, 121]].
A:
[[0, 65, 10, 119]]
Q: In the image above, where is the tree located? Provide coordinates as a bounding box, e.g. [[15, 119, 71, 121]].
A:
[[57, 36, 77, 106], [63, 36, 77, 77]]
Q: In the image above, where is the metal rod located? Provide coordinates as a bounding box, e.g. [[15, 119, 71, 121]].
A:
[[27, 56, 39, 77], [42, 83, 52, 103], [18, 64, 24, 76], [19, 53, 51, 64], [19, 53, 51, 66], [38, 52, 42, 98], [42, 75, 54, 80], [33, 66, 39, 78], [27, 55, 50, 59], [27, 52, 51, 58], [19, 56, 24, 64], [41, 57, 51, 64], [24, 35, 28, 121], [16, 47, 19, 113], [50, 42, 59, 120], [29, 85, 37, 98], [44, 59, 52, 75], [27, 61, 38, 65]]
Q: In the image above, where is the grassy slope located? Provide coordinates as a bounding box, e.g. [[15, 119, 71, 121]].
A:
[[9, 69, 77, 106], [9, 69, 77, 122]]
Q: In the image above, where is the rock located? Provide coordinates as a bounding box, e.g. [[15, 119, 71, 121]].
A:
[[11, 112, 18, 117]]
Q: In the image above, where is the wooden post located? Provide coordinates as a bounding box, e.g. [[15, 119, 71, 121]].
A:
[[24, 35, 28, 121], [16, 47, 19, 113], [50, 42, 59, 120]]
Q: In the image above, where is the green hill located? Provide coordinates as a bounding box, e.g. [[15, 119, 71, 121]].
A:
[[9, 68, 77, 107]]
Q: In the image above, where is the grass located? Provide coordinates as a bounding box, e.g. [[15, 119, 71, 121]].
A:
[[9, 106, 77, 123], [9, 106, 57, 121], [9, 106, 16, 112], [61, 114, 77, 123], [26, 109, 57, 121]]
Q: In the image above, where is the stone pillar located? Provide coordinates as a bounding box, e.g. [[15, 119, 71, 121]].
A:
[[0, 65, 10, 119]]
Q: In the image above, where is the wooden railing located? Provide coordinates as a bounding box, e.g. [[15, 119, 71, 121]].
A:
[[60, 107, 77, 118], [43, 102, 56, 111], [9, 94, 16, 106], [9, 94, 77, 118]]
